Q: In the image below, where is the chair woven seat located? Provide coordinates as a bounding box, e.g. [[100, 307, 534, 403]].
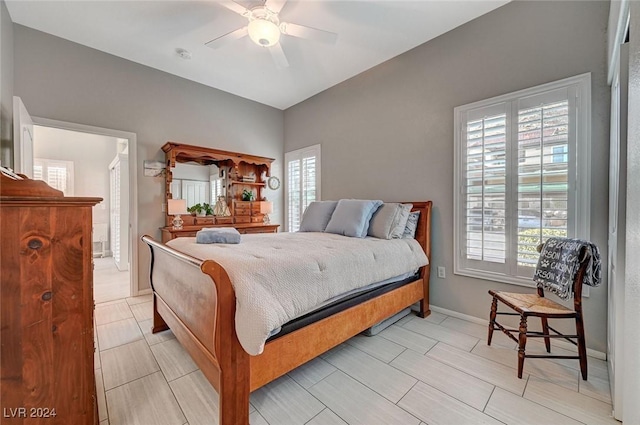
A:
[[489, 291, 574, 316]]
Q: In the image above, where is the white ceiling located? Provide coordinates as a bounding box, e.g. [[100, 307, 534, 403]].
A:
[[6, 1, 509, 110]]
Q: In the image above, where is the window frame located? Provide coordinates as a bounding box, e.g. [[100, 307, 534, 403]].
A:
[[453, 73, 591, 287], [284, 144, 321, 232]]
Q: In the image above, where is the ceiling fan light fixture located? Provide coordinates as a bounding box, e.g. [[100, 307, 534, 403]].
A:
[[248, 19, 281, 47]]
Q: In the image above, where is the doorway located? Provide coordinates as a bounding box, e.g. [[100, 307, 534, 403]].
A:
[[30, 118, 139, 302]]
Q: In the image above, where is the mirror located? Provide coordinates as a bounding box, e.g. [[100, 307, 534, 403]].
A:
[[162, 142, 275, 227], [170, 162, 225, 209]]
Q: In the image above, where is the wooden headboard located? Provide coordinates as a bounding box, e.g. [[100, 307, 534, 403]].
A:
[[404, 201, 432, 279]]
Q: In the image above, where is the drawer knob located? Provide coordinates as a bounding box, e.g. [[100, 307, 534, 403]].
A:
[[28, 238, 43, 250], [41, 291, 53, 301]]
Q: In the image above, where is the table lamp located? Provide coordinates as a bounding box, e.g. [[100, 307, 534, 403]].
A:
[[260, 201, 273, 224], [168, 199, 188, 230]]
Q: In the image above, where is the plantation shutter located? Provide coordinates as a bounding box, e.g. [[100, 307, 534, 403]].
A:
[[33, 158, 74, 196], [287, 159, 302, 231], [302, 156, 316, 212], [33, 164, 43, 181], [514, 88, 572, 278], [460, 103, 510, 275], [454, 74, 589, 286], [211, 178, 224, 202], [285, 145, 321, 232]]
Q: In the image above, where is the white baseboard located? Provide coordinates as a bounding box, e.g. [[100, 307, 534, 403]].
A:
[[136, 288, 152, 296], [430, 305, 607, 361]]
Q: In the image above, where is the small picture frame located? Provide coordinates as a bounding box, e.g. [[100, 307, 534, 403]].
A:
[[144, 160, 165, 177]]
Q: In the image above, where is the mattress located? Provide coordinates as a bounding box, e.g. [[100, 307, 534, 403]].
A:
[[168, 232, 428, 355], [267, 271, 419, 341]]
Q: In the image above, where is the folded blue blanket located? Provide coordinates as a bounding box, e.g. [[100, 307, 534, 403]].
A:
[[196, 228, 241, 244]]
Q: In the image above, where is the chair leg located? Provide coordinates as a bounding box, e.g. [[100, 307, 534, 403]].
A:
[[541, 317, 551, 353], [575, 314, 588, 380], [517, 315, 528, 379], [488, 297, 498, 346]]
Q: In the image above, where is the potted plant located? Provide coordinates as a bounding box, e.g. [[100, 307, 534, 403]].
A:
[[188, 203, 213, 217], [242, 189, 254, 201]]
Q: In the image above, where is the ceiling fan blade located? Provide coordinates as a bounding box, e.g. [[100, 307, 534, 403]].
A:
[[265, 0, 288, 14], [280, 22, 338, 44], [205, 26, 248, 49], [217, 1, 250, 16], [268, 44, 289, 69]]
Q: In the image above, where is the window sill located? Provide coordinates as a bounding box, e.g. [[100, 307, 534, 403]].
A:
[[453, 268, 589, 297], [454, 268, 536, 289]]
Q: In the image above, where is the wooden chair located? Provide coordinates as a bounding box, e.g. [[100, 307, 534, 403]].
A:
[[487, 243, 590, 380]]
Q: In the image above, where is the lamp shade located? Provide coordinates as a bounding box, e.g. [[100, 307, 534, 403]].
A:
[[168, 199, 188, 215], [248, 19, 281, 47], [260, 201, 273, 214]]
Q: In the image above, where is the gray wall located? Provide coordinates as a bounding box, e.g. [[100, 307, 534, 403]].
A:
[[284, 1, 610, 351], [13, 25, 284, 292], [0, 0, 13, 167]]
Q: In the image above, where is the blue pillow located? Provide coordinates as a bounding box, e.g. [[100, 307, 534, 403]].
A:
[[196, 228, 241, 244], [299, 201, 338, 232], [324, 199, 383, 238]]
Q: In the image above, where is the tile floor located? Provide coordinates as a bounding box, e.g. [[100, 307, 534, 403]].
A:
[[94, 257, 131, 304], [94, 298, 617, 425]]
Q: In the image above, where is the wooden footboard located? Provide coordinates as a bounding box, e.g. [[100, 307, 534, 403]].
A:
[[141, 200, 432, 425]]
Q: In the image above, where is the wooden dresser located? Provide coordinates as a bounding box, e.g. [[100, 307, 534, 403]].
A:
[[162, 142, 280, 240], [161, 223, 279, 242], [0, 172, 101, 425]]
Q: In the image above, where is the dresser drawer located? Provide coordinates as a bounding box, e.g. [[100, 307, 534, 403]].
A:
[[234, 201, 260, 216], [238, 226, 272, 234], [195, 217, 214, 225], [179, 231, 198, 237]]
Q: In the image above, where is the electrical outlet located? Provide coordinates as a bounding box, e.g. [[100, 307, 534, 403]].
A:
[[161, 203, 166, 213], [437, 266, 446, 279]]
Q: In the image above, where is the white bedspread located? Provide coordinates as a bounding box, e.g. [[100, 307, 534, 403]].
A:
[[167, 232, 428, 355]]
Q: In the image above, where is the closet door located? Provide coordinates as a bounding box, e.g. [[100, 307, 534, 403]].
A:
[[110, 163, 120, 265], [608, 43, 628, 421], [109, 154, 129, 271]]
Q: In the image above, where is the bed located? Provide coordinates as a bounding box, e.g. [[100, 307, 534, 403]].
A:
[[141, 201, 432, 425]]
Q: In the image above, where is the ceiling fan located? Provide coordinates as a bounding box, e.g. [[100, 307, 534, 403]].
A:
[[206, 0, 338, 68]]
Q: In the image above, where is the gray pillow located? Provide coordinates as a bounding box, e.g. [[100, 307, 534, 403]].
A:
[[368, 203, 413, 239], [299, 201, 338, 232], [324, 199, 383, 238], [402, 211, 421, 239]]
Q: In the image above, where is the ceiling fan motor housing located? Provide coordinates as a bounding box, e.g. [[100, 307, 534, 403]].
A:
[[248, 7, 281, 47]]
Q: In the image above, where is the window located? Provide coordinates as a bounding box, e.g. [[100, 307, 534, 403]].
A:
[[285, 144, 321, 232], [552, 145, 568, 163], [210, 177, 224, 203], [33, 158, 74, 196], [454, 74, 591, 286]]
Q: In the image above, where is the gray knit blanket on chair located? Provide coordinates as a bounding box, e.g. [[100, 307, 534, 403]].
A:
[[532, 237, 601, 300]]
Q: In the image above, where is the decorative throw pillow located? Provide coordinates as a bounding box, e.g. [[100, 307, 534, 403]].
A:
[[402, 211, 421, 239], [299, 201, 338, 232], [390, 204, 413, 239], [324, 199, 383, 238], [368, 203, 413, 239], [368, 203, 401, 239]]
